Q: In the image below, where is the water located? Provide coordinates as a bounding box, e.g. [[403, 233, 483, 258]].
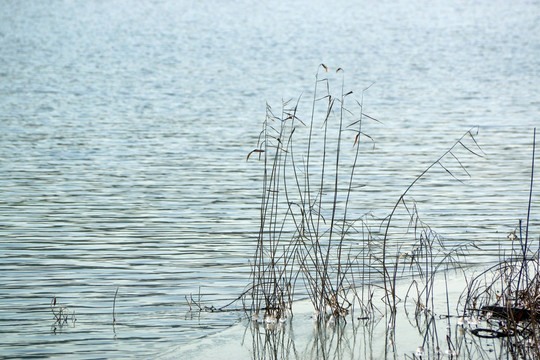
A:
[[0, 0, 539, 358]]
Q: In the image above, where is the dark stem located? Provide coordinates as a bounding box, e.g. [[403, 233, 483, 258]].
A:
[[525, 127, 536, 257]]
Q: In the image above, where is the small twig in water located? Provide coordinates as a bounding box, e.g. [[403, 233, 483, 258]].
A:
[[113, 287, 119, 326]]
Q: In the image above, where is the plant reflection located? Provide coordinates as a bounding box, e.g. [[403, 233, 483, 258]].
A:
[[245, 315, 392, 360], [243, 306, 540, 360]]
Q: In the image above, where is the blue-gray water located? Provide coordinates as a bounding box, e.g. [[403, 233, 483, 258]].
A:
[[1, 0, 539, 358]]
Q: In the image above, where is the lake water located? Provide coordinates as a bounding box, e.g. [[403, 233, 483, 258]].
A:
[[1, 0, 539, 358]]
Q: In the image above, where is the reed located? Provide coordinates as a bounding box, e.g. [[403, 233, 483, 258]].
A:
[[31, 62, 538, 357], [246, 65, 380, 326], [245, 65, 482, 334], [50, 296, 77, 333], [180, 68, 540, 359], [458, 128, 538, 358], [187, 68, 540, 359], [380, 128, 484, 318]]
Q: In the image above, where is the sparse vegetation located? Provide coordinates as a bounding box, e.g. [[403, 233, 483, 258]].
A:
[[186, 67, 538, 359], [50, 296, 77, 333], [458, 129, 538, 359], [244, 65, 480, 327]]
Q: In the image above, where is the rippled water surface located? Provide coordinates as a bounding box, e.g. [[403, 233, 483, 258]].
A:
[[1, 0, 539, 358]]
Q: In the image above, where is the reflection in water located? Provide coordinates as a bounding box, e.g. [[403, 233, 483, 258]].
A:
[[244, 311, 532, 360], [247, 318, 374, 360], [177, 258, 540, 360], [239, 255, 540, 360]]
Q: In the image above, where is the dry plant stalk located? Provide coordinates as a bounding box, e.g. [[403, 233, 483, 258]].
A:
[[458, 128, 538, 359], [50, 296, 77, 333], [247, 65, 383, 326], [246, 65, 483, 335]]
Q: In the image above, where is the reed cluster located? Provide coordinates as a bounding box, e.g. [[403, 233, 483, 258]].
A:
[[245, 65, 482, 333], [186, 67, 538, 359]]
